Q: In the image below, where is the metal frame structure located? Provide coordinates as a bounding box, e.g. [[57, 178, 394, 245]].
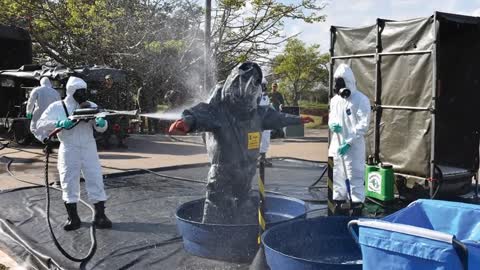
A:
[[328, 14, 440, 198]]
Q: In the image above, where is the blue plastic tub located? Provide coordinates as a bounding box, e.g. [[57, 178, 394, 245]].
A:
[[262, 216, 362, 270], [349, 199, 480, 270], [175, 193, 306, 262]]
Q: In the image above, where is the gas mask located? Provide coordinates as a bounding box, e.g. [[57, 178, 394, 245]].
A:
[[222, 62, 263, 119], [334, 77, 351, 99], [73, 88, 88, 104]]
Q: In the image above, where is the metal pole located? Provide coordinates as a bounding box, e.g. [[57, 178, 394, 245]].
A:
[[257, 159, 266, 245], [204, 0, 212, 93], [330, 50, 431, 61], [327, 157, 335, 216], [327, 27, 335, 216], [430, 13, 438, 198], [373, 19, 383, 162], [379, 105, 431, 111]]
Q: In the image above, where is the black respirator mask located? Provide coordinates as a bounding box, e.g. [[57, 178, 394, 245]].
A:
[[261, 83, 267, 93], [73, 88, 88, 104], [334, 77, 351, 99]]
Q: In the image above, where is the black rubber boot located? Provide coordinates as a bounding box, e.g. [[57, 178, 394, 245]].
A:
[[351, 202, 364, 217], [93, 201, 112, 229], [64, 202, 81, 231], [332, 200, 350, 216]]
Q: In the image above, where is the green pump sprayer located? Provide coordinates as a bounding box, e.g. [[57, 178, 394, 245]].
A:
[[365, 156, 395, 202]]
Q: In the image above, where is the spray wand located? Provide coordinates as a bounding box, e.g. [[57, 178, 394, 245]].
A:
[[335, 133, 354, 212]]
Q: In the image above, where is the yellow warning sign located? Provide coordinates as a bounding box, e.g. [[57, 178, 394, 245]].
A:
[[247, 132, 260, 150]]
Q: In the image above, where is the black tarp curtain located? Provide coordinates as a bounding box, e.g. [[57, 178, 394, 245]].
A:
[[330, 12, 480, 188]]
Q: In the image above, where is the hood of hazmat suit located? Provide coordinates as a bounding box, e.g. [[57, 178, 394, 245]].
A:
[[26, 77, 60, 136], [221, 62, 263, 120], [328, 64, 371, 203], [181, 61, 303, 224], [36, 76, 108, 203]]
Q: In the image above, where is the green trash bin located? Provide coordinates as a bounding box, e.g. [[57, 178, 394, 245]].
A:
[[281, 106, 304, 137]]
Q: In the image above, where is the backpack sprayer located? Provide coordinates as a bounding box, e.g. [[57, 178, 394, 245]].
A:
[[42, 108, 137, 263]]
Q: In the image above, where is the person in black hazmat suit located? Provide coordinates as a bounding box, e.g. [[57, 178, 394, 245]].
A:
[[168, 62, 314, 224]]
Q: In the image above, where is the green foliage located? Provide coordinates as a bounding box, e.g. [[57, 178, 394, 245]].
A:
[[298, 101, 328, 110], [212, 0, 326, 80], [0, 0, 205, 112], [0, 0, 327, 112], [272, 38, 329, 106]]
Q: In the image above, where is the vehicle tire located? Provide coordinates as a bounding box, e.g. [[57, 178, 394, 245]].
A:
[[11, 118, 32, 146]]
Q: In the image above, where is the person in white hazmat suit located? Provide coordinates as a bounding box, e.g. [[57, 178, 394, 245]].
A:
[[36, 76, 112, 231], [328, 64, 371, 215], [26, 77, 60, 137], [258, 78, 273, 167]]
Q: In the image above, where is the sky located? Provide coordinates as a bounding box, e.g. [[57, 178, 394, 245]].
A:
[[283, 0, 480, 53]]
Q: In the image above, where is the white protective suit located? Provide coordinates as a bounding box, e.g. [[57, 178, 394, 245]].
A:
[[259, 92, 271, 154], [36, 77, 108, 203], [328, 64, 371, 203], [26, 77, 60, 137]]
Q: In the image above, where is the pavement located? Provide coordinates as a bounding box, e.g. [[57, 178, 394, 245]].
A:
[[0, 128, 328, 268]]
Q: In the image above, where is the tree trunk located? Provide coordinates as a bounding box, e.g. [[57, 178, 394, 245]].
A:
[[292, 86, 299, 106]]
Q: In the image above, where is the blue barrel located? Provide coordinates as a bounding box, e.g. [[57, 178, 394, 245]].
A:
[[262, 216, 362, 270], [176, 194, 306, 262]]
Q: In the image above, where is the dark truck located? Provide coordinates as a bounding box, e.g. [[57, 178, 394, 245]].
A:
[[0, 65, 135, 145], [0, 25, 33, 144], [0, 24, 136, 146]]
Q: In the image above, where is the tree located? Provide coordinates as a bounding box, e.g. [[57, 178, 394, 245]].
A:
[[0, 0, 327, 112], [272, 38, 329, 106], [0, 0, 205, 111], [210, 0, 326, 81]]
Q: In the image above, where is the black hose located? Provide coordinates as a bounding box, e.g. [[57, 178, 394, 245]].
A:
[[431, 164, 444, 199], [3, 136, 98, 262], [101, 165, 206, 184], [167, 134, 205, 146], [0, 141, 8, 151], [44, 140, 97, 263]]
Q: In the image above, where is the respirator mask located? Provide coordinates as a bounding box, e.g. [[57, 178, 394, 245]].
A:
[[334, 77, 351, 99], [73, 88, 88, 104]]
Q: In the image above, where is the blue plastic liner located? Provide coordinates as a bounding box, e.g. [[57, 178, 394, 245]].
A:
[[176, 194, 306, 262], [262, 216, 362, 270], [352, 199, 480, 270]]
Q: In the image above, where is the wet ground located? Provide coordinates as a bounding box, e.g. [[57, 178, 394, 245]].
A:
[[0, 159, 326, 269], [0, 130, 328, 268]]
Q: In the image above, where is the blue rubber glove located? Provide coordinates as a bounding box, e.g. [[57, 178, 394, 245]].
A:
[[95, 117, 106, 128], [329, 123, 342, 133], [338, 142, 351, 156], [55, 119, 74, 129], [26, 113, 33, 119]]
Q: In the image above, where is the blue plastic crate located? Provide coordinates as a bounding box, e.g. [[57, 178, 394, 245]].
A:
[[349, 199, 480, 270]]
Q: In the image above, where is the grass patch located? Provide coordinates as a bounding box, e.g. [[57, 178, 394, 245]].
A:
[[298, 101, 328, 110]]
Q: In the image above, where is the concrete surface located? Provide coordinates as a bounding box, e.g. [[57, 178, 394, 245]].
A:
[[0, 130, 327, 190], [0, 129, 328, 267]]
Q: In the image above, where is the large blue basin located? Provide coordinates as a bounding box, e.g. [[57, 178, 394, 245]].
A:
[[262, 216, 362, 270], [175, 194, 307, 262]]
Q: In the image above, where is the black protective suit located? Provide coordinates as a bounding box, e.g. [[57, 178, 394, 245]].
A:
[[181, 62, 302, 224]]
